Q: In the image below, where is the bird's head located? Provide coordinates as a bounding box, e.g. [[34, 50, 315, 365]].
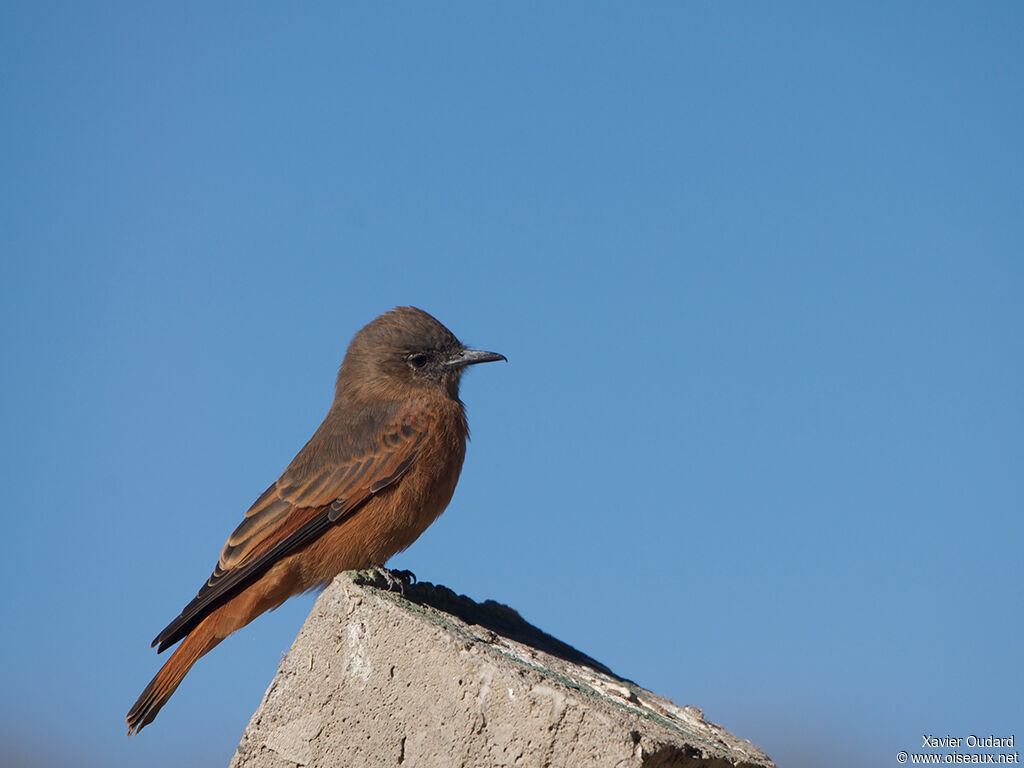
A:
[[337, 306, 505, 401]]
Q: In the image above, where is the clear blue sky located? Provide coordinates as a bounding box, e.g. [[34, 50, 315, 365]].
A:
[[1, 4, 1021, 767]]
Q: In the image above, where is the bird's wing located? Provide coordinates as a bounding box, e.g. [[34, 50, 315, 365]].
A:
[[151, 405, 427, 652]]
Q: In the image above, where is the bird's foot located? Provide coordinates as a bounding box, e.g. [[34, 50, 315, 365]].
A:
[[374, 566, 417, 595]]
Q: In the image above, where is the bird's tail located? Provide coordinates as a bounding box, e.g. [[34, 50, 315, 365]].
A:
[[126, 616, 221, 735]]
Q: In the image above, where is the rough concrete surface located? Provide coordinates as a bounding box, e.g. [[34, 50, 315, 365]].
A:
[[230, 572, 775, 768]]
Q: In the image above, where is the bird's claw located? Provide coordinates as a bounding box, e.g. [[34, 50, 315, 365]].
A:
[[375, 567, 417, 595]]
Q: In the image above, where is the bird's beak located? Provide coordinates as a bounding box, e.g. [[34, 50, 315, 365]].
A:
[[445, 348, 507, 369]]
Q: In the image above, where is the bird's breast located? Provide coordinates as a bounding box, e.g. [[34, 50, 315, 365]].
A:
[[383, 398, 468, 539], [303, 398, 469, 578]]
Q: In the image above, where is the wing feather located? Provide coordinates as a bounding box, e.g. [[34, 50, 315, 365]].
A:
[[151, 405, 427, 652]]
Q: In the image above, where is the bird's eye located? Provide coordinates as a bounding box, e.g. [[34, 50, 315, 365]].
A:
[[408, 353, 429, 369]]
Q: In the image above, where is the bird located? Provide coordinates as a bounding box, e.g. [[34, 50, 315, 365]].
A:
[[126, 306, 505, 735]]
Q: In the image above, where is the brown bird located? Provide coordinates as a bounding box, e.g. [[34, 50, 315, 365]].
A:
[[126, 306, 505, 735]]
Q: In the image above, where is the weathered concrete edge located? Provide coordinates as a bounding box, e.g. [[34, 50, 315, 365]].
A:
[[344, 570, 770, 765]]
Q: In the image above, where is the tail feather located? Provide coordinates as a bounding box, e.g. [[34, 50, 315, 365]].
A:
[[126, 619, 220, 735]]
